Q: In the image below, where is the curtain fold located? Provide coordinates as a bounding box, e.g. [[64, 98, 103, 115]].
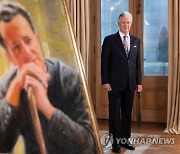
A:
[[65, 0, 90, 81], [164, 0, 180, 134]]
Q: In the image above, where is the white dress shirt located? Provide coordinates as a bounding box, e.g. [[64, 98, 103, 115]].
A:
[[119, 31, 130, 52]]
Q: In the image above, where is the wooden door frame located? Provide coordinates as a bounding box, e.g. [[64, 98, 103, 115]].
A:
[[129, 0, 144, 121], [89, 0, 100, 108], [90, 0, 167, 123]]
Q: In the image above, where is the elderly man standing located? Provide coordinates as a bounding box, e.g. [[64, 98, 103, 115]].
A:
[[101, 12, 142, 153]]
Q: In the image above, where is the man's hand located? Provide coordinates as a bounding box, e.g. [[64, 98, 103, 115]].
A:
[[5, 62, 55, 120], [24, 75, 55, 120], [101, 83, 112, 92], [19, 63, 50, 89], [6, 63, 49, 106], [136, 85, 142, 92]]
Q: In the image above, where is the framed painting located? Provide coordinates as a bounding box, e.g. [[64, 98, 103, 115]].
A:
[[0, 0, 102, 153]]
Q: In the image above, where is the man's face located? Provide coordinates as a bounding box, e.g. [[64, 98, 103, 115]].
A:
[[118, 15, 132, 35], [0, 14, 45, 69]]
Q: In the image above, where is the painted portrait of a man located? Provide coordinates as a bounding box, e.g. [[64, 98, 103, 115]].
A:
[[0, 1, 100, 153]]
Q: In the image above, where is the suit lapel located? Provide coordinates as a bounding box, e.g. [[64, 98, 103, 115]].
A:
[[129, 35, 137, 58], [114, 32, 127, 59]]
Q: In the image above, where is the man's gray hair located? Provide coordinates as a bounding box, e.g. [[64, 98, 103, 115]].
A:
[[118, 12, 133, 20]]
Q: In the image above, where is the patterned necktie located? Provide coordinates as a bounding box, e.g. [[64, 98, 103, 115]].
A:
[[123, 35, 129, 57]]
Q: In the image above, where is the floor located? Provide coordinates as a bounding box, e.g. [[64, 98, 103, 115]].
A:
[[98, 119, 180, 154]]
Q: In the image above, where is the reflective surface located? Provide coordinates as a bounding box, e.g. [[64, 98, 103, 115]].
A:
[[143, 0, 168, 76]]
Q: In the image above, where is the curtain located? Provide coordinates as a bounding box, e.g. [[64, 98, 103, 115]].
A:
[[164, 0, 180, 134], [65, 0, 90, 82]]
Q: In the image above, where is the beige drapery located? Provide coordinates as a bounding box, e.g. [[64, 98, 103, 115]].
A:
[[65, 0, 90, 82], [164, 0, 180, 134]]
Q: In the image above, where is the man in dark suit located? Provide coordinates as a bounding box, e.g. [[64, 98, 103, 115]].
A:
[[101, 12, 142, 153]]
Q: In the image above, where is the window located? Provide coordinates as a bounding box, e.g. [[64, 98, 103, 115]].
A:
[[101, 0, 129, 44], [143, 0, 168, 76], [101, 0, 168, 76]]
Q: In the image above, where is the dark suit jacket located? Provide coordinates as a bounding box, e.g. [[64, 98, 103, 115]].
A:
[[101, 32, 142, 91], [0, 58, 96, 154]]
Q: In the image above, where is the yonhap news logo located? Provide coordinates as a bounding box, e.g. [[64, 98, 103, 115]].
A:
[[129, 137, 175, 145], [100, 133, 176, 149], [100, 133, 113, 149]]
